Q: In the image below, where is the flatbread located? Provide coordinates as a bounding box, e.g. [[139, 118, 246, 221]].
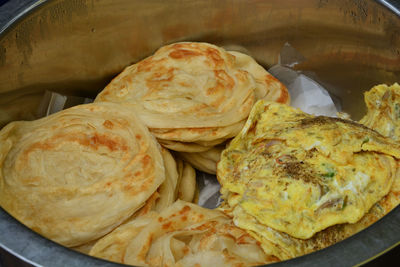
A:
[[176, 161, 197, 202], [90, 200, 276, 266], [179, 144, 225, 174], [134, 150, 197, 215], [95, 42, 289, 151], [228, 51, 290, 104], [0, 102, 165, 247]]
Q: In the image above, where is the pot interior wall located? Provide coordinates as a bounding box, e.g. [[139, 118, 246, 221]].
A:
[[0, 0, 399, 128]]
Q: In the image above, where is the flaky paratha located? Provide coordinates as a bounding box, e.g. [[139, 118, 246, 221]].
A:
[[176, 160, 197, 202], [153, 148, 181, 212], [134, 150, 197, 215], [90, 200, 276, 267], [0, 102, 165, 247], [95, 42, 289, 152], [178, 144, 225, 174], [227, 51, 289, 104]]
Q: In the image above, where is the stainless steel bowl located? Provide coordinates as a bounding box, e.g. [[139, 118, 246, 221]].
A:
[[0, 0, 400, 266]]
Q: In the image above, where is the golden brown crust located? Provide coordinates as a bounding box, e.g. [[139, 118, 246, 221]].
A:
[[95, 42, 255, 130], [95, 42, 289, 152], [91, 201, 274, 266], [0, 103, 165, 247]]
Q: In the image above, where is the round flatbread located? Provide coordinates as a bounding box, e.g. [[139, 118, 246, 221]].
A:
[[176, 161, 197, 202], [95, 42, 289, 152], [90, 200, 276, 266], [179, 145, 225, 174], [0, 102, 165, 247], [134, 149, 198, 215], [153, 148, 180, 212], [227, 51, 290, 104]]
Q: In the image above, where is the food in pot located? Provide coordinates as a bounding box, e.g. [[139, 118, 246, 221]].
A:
[[95, 42, 289, 154], [90, 200, 277, 266], [0, 102, 167, 247], [217, 100, 400, 257]]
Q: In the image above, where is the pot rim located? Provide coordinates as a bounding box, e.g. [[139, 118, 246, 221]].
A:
[[0, 1, 399, 266]]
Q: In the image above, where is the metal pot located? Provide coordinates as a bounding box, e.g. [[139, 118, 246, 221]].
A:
[[0, 0, 399, 266]]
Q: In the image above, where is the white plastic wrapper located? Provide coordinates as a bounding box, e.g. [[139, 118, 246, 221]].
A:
[[37, 91, 93, 117], [268, 42, 340, 117], [268, 65, 339, 117], [37, 43, 342, 209]]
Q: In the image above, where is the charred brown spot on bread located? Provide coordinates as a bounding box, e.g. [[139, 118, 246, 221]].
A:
[[265, 74, 290, 104], [235, 70, 249, 82], [24, 142, 55, 158], [136, 57, 167, 73], [162, 221, 173, 230], [139, 174, 155, 192], [103, 120, 114, 129], [186, 127, 217, 134], [145, 67, 175, 90], [179, 205, 191, 215], [138, 235, 153, 261], [193, 221, 218, 232], [182, 246, 190, 255], [100, 90, 110, 97], [141, 155, 151, 168], [206, 47, 224, 67], [168, 48, 202, 59], [277, 84, 290, 104], [206, 70, 234, 96], [25, 132, 127, 155], [89, 134, 123, 151]]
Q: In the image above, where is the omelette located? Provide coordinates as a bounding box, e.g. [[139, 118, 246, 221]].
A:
[[218, 100, 400, 241], [360, 83, 400, 140]]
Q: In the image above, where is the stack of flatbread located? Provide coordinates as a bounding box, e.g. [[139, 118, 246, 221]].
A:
[[89, 200, 279, 266], [95, 42, 289, 174], [0, 42, 291, 267], [0, 102, 196, 248]]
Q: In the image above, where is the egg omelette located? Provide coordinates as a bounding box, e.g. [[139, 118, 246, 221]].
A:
[[360, 83, 400, 140], [217, 100, 400, 241]]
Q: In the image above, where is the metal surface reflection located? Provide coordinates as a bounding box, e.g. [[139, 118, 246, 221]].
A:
[[0, 0, 399, 266]]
